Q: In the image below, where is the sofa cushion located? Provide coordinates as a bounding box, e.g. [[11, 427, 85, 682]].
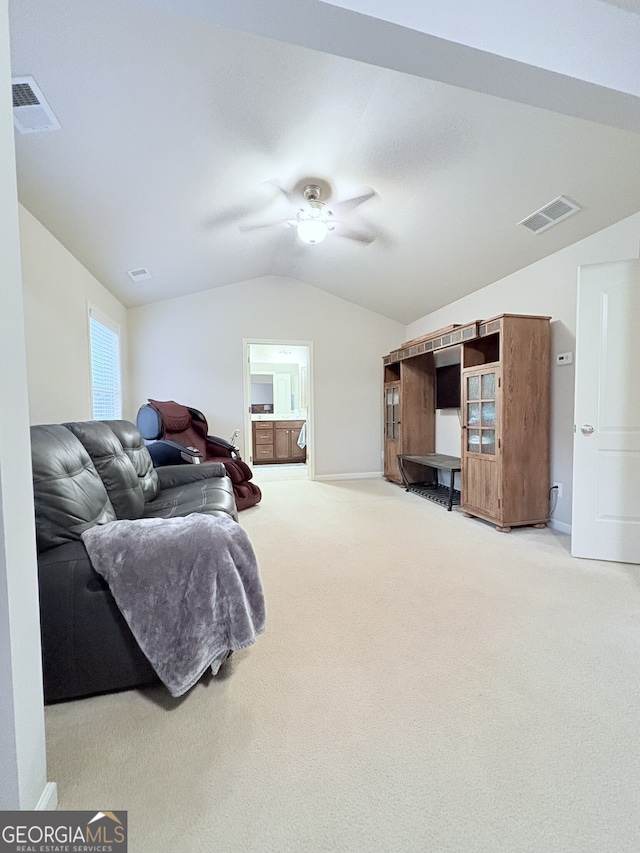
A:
[[143, 474, 237, 521], [65, 421, 145, 519], [105, 419, 160, 503], [31, 424, 116, 552]]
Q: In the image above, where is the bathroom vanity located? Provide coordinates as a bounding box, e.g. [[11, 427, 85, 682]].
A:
[[252, 417, 306, 464]]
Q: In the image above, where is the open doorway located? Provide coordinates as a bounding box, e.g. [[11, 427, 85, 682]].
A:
[[243, 340, 313, 480]]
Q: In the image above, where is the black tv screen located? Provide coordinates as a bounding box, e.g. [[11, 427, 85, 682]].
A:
[[435, 364, 461, 409]]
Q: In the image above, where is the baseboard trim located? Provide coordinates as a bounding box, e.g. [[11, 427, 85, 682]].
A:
[[314, 471, 382, 482], [35, 781, 58, 811], [549, 518, 572, 535]]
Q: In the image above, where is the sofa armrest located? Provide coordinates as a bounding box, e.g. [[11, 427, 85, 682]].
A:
[[156, 462, 227, 490], [38, 541, 157, 701], [146, 439, 203, 467]]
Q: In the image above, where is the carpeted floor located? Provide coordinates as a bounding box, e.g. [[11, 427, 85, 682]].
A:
[[45, 478, 640, 853]]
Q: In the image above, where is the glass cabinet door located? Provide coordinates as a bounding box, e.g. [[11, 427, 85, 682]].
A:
[[465, 370, 497, 455], [385, 384, 400, 440]]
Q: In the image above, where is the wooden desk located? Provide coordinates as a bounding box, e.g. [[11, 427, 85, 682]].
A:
[[397, 453, 462, 511]]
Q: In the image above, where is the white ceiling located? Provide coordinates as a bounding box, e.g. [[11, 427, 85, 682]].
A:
[[599, 0, 640, 12], [9, 0, 640, 324]]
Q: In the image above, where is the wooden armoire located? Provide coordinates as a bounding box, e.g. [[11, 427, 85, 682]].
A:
[[383, 314, 551, 532]]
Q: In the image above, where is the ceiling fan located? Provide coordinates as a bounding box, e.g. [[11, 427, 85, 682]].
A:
[[239, 180, 377, 245]]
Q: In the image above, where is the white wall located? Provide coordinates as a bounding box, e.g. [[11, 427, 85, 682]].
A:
[[19, 205, 130, 424], [0, 0, 52, 810], [129, 276, 404, 477], [405, 212, 640, 529]]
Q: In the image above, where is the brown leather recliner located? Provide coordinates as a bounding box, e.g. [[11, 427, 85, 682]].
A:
[[136, 399, 262, 511]]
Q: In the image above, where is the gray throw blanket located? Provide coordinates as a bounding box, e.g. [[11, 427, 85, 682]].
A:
[[82, 513, 265, 697]]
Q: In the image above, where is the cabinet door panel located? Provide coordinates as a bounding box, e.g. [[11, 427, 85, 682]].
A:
[[463, 368, 500, 459], [384, 382, 402, 482], [462, 365, 501, 520], [463, 455, 500, 518], [385, 384, 400, 441], [275, 427, 291, 460]]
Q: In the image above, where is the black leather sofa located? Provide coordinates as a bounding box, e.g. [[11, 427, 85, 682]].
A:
[[30, 419, 237, 703]]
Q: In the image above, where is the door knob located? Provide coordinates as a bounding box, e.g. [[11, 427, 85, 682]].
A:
[[581, 424, 595, 435]]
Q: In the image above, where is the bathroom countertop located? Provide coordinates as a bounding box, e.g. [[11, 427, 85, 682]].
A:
[[251, 414, 306, 421]]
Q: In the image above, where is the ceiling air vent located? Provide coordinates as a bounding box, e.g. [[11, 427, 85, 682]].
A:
[[12, 76, 61, 134], [518, 196, 581, 234], [127, 268, 152, 282]]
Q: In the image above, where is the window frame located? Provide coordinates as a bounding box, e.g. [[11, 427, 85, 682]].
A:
[[87, 304, 123, 421]]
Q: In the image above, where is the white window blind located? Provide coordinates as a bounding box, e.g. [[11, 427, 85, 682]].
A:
[[89, 313, 122, 420]]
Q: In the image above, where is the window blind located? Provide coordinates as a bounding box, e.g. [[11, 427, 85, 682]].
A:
[[89, 314, 122, 420]]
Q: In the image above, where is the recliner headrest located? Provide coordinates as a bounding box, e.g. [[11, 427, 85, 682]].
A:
[[136, 404, 162, 440], [148, 399, 191, 432]]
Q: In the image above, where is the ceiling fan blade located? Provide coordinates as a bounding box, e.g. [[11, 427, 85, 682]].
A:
[[204, 203, 263, 228], [261, 179, 297, 204], [334, 224, 376, 245], [205, 187, 285, 228], [238, 219, 288, 233], [330, 187, 376, 213]]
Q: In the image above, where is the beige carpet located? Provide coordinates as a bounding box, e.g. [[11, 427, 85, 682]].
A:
[[45, 478, 640, 853]]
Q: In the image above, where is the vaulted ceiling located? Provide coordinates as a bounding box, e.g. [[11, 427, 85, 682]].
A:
[[9, 0, 640, 323]]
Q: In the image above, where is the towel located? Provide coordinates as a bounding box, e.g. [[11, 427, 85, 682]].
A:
[[297, 422, 307, 449]]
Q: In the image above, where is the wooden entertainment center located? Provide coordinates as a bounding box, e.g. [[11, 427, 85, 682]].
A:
[[383, 313, 551, 532]]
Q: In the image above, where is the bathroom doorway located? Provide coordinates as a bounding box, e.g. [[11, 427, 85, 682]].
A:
[[243, 340, 313, 481]]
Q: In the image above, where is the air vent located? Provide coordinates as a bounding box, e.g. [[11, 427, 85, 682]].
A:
[[127, 268, 152, 282], [518, 196, 581, 234], [12, 76, 61, 134]]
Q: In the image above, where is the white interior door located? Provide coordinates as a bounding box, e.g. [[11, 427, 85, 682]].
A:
[[572, 260, 640, 563]]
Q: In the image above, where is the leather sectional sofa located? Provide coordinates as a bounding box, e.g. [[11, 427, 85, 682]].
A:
[[30, 418, 238, 702]]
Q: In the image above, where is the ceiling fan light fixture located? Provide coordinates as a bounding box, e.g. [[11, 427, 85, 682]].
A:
[[297, 218, 329, 244], [240, 181, 372, 245], [294, 184, 333, 244]]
